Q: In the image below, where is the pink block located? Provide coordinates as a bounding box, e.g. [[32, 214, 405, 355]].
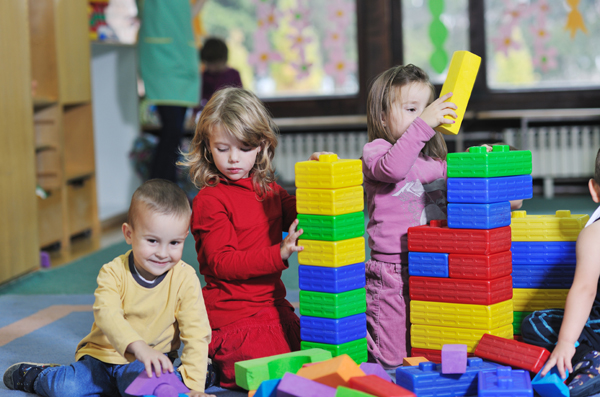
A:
[[441, 344, 467, 374], [359, 362, 392, 382]]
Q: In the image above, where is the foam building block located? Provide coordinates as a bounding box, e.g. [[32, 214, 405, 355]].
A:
[[301, 313, 367, 345], [296, 186, 364, 216], [249, 390, 256, 397], [446, 175, 533, 204], [296, 354, 365, 388], [407, 220, 512, 255], [478, 366, 533, 397], [253, 378, 280, 397], [446, 145, 533, 178], [301, 338, 368, 365], [434, 50, 481, 136], [408, 252, 449, 278], [511, 241, 576, 265], [276, 372, 336, 397], [474, 334, 550, 373], [234, 348, 332, 390], [410, 300, 513, 330], [297, 213, 365, 241], [298, 237, 365, 267], [295, 154, 363, 189], [448, 251, 512, 280], [512, 311, 531, 336], [408, 275, 513, 305], [510, 210, 589, 242], [531, 366, 569, 397], [396, 358, 499, 396], [299, 262, 365, 293], [360, 362, 392, 382], [299, 289, 366, 319], [411, 323, 513, 353], [512, 288, 568, 311], [124, 371, 189, 396], [335, 386, 375, 397], [446, 202, 511, 230], [348, 374, 416, 397], [403, 357, 429, 367], [512, 264, 575, 289], [442, 344, 468, 374]]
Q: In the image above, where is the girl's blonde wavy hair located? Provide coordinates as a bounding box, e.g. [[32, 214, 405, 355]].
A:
[[366, 64, 448, 160], [180, 87, 278, 198]]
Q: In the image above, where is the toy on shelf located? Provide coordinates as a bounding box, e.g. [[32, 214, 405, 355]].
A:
[[124, 371, 189, 397], [434, 50, 481, 136], [473, 334, 550, 373], [441, 344, 468, 374], [478, 366, 533, 396]]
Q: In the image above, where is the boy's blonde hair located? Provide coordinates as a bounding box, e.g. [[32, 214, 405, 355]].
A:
[[128, 179, 191, 228], [366, 64, 448, 160], [181, 87, 278, 197]]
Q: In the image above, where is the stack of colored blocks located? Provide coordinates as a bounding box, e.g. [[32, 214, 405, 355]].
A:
[[406, 145, 533, 362], [511, 210, 589, 336], [294, 154, 368, 364]]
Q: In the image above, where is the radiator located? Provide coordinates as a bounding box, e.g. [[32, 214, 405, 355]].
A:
[[274, 131, 368, 184], [503, 126, 600, 198]]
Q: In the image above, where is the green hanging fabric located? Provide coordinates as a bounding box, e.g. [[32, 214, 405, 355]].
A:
[[429, 0, 448, 74]]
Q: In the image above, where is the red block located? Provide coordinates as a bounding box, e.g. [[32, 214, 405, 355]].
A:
[[408, 221, 511, 255], [349, 375, 416, 397], [474, 333, 551, 373], [409, 275, 513, 305], [410, 348, 474, 364], [448, 251, 512, 280]]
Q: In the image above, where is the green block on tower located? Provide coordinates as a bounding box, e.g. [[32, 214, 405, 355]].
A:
[[300, 288, 366, 319], [297, 212, 365, 241], [447, 145, 532, 178], [301, 338, 368, 365]]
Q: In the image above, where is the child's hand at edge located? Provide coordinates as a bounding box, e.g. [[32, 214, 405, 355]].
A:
[[127, 340, 174, 378], [281, 219, 304, 261], [309, 151, 334, 161], [540, 339, 575, 379], [188, 391, 216, 397], [420, 92, 458, 129]]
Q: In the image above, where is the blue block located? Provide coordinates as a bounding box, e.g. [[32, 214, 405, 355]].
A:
[[511, 242, 576, 265], [447, 202, 511, 230], [512, 263, 575, 288], [396, 357, 500, 397], [298, 262, 365, 293], [478, 366, 533, 396], [447, 175, 533, 204], [408, 252, 449, 278], [300, 313, 366, 344], [531, 366, 569, 397], [255, 378, 281, 397]]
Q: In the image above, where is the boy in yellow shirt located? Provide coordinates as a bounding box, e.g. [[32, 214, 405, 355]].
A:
[[3, 179, 215, 397]]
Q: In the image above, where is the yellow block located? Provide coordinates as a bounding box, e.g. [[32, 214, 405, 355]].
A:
[[295, 154, 363, 189], [435, 51, 481, 136], [512, 288, 569, 311], [410, 299, 513, 330], [296, 354, 365, 388], [411, 323, 513, 353], [298, 237, 365, 267], [511, 210, 589, 241], [296, 186, 364, 216]]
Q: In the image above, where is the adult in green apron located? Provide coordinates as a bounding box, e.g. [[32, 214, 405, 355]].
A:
[[137, 0, 202, 183]]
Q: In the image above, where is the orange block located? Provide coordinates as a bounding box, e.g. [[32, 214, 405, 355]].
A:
[[248, 391, 256, 397], [296, 354, 366, 388], [402, 357, 429, 367]]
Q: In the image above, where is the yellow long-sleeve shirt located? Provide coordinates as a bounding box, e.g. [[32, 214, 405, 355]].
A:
[[75, 251, 211, 391]]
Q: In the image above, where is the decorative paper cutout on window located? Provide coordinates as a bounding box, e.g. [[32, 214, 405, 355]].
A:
[[564, 0, 587, 39], [428, 0, 448, 74]]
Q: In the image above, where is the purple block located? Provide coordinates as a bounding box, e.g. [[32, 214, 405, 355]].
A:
[[276, 372, 336, 397], [124, 371, 189, 396], [359, 362, 392, 382], [442, 344, 467, 374], [40, 251, 51, 268]]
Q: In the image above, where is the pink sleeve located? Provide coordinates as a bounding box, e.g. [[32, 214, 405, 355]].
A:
[[362, 117, 436, 184]]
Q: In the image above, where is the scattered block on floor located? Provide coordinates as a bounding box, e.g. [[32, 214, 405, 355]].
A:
[[335, 386, 376, 397], [254, 378, 280, 397], [442, 344, 467, 374], [124, 371, 189, 396], [359, 362, 392, 382], [349, 374, 416, 397], [531, 366, 569, 397], [402, 357, 429, 367], [478, 366, 533, 396], [276, 372, 336, 397], [474, 334, 550, 373], [296, 354, 365, 388]]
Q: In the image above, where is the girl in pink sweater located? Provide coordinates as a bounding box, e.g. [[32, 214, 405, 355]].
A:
[[362, 64, 456, 368]]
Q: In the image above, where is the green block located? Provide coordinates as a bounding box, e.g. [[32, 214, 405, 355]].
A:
[[335, 386, 374, 397], [301, 338, 368, 364], [300, 288, 366, 319], [513, 311, 532, 335], [297, 212, 365, 241], [234, 348, 332, 390], [447, 145, 532, 178]]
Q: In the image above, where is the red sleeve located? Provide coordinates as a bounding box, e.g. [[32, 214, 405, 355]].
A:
[[192, 191, 287, 281], [278, 184, 297, 232]]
